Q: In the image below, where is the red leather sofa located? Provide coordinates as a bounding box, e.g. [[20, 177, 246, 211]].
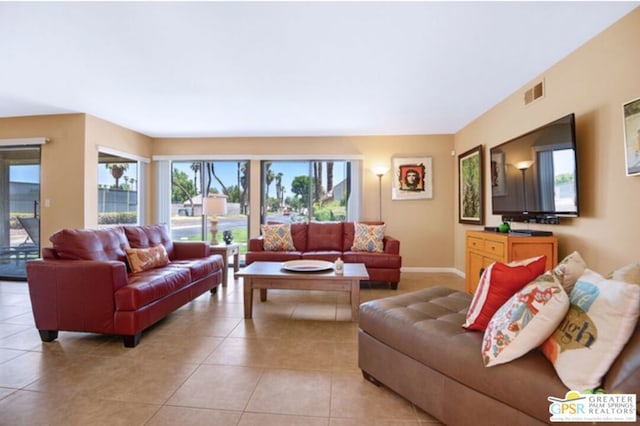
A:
[[25, 224, 223, 347], [245, 221, 402, 288]]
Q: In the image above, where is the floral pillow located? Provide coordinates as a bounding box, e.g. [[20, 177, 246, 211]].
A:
[[351, 223, 385, 253], [483, 273, 569, 367], [463, 256, 547, 331], [125, 244, 169, 273], [541, 269, 640, 390], [261, 223, 296, 251]]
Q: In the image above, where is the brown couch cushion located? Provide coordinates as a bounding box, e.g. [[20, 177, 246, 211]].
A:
[[49, 227, 129, 262], [124, 224, 175, 259], [307, 222, 343, 251], [359, 287, 568, 423]]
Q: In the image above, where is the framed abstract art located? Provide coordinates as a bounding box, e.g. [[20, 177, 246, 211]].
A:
[[458, 145, 484, 224]]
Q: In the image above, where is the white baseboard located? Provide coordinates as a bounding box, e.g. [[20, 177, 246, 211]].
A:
[[401, 267, 465, 278]]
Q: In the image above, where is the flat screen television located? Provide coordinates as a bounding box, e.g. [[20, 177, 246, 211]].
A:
[[490, 113, 579, 222]]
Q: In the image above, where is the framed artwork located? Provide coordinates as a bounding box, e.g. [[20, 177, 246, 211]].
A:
[[458, 145, 484, 224], [491, 151, 507, 196], [623, 96, 640, 176], [391, 156, 433, 200]]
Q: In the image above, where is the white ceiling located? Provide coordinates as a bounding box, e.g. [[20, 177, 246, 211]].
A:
[[0, 1, 637, 138]]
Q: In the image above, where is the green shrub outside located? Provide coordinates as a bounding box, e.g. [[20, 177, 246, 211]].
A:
[[98, 212, 137, 225]]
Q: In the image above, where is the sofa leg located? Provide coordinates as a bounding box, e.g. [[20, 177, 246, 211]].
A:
[[210, 285, 218, 295], [390, 282, 398, 290], [362, 370, 382, 386], [38, 330, 58, 342], [123, 333, 141, 348]]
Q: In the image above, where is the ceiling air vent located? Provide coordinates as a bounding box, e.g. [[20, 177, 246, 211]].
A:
[[524, 80, 544, 105]]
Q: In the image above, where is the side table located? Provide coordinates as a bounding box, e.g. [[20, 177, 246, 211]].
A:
[[209, 243, 240, 286]]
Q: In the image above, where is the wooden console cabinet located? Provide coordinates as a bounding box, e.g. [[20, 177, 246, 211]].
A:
[[465, 230, 558, 293]]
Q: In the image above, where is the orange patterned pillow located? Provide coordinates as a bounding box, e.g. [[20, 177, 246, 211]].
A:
[[125, 244, 169, 273], [351, 223, 385, 252], [261, 223, 296, 251]]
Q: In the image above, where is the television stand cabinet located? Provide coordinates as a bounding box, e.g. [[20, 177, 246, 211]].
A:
[[465, 230, 558, 293]]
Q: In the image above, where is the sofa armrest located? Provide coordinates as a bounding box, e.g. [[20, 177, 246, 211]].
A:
[[248, 237, 265, 252], [383, 236, 400, 254], [25, 259, 128, 332], [173, 241, 209, 259]]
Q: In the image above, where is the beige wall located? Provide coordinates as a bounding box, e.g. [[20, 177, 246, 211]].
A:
[[84, 115, 153, 227], [454, 7, 640, 275], [0, 114, 153, 242], [153, 135, 455, 269], [4, 7, 638, 273], [0, 114, 86, 243]]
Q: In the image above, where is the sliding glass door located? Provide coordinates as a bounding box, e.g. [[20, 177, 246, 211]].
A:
[[0, 146, 41, 280]]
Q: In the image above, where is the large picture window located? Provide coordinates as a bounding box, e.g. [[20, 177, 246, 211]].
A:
[[170, 160, 250, 255], [98, 151, 141, 226], [261, 160, 352, 224]]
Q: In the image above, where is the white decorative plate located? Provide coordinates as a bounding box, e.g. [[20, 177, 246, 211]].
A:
[[282, 260, 334, 272]]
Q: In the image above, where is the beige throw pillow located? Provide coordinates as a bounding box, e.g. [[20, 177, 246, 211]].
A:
[[541, 269, 640, 390], [551, 251, 587, 294], [126, 244, 169, 273]]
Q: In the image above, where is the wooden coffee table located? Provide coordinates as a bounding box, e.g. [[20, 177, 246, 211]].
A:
[[236, 261, 369, 321]]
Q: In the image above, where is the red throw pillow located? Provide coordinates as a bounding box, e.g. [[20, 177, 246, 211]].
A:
[[463, 256, 547, 331]]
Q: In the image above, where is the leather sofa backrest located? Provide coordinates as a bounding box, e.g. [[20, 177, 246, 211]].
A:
[[290, 223, 308, 252], [123, 224, 175, 259], [49, 227, 129, 262], [306, 222, 343, 251], [342, 221, 385, 251]]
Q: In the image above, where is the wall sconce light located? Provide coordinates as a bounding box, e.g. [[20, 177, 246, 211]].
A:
[[203, 194, 228, 245], [372, 166, 389, 221]]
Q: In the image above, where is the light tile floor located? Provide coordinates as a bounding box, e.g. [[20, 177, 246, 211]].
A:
[[0, 271, 464, 425]]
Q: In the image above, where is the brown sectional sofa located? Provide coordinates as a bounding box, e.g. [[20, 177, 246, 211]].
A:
[[358, 287, 640, 425], [245, 221, 402, 288], [26, 224, 224, 347]]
